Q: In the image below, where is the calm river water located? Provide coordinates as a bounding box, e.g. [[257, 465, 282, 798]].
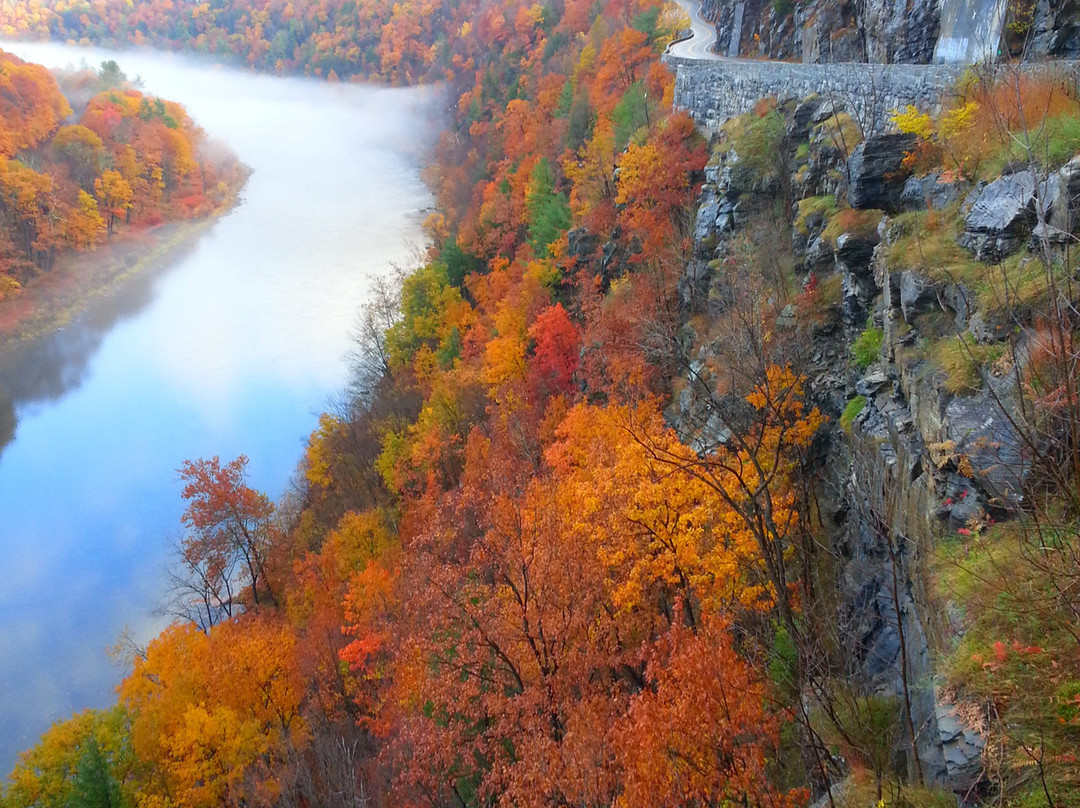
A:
[[0, 42, 437, 772]]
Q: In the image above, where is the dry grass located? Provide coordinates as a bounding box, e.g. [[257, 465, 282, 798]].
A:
[[928, 333, 1007, 394], [814, 111, 862, 158], [821, 207, 883, 247], [884, 205, 983, 286]]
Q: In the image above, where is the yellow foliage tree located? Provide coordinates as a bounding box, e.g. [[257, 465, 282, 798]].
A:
[[120, 617, 307, 808]]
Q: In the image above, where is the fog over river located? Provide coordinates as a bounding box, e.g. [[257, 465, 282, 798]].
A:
[[0, 41, 438, 772]]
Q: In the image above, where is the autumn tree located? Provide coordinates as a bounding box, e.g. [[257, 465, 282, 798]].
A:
[[172, 455, 276, 629], [93, 170, 133, 236], [0, 158, 57, 268], [51, 125, 107, 191], [0, 50, 71, 157], [120, 617, 306, 808], [619, 617, 807, 808], [1, 707, 136, 808], [64, 190, 106, 249], [526, 302, 581, 398]]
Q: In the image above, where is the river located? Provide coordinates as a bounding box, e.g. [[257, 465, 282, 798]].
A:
[[0, 42, 438, 773]]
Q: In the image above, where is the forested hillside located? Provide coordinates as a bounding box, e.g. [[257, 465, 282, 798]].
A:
[[0, 50, 243, 302], [2, 0, 1080, 806]]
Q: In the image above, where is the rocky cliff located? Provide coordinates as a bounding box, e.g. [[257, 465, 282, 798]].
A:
[[671, 78, 1080, 800], [699, 0, 1080, 64]]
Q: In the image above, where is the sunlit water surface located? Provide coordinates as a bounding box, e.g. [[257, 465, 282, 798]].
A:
[[0, 41, 438, 772]]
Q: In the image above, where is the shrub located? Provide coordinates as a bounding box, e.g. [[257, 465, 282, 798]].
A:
[[891, 104, 933, 140], [852, 324, 883, 369], [840, 395, 867, 434], [732, 109, 786, 185], [772, 0, 793, 15], [938, 71, 1080, 177]]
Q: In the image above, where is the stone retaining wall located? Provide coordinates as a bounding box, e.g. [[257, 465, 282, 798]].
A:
[[665, 56, 1079, 132], [665, 55, 967, 131]]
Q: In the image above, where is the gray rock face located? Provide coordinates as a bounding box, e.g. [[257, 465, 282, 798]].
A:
[[934, 702, 987, 792], [944, 388, 1027, 507], [901, 173, 964, 211], [798, 0, 865, 63], [567, 227, 598, 259], [1029, 0, 1080, 58], [710, 0, 940, 64], [897, 270, 938, 322], [959, 172, 1038, 261], [1048, 157, 1080, 235], [685, 157, 743, 310], [847, 133, 918, 212], [862, 0, 941, 63], [695, 192, 722, 243], [839, 383, 948, 784]]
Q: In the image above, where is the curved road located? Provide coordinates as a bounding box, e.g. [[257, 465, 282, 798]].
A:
[[667, 0, 723, 61]]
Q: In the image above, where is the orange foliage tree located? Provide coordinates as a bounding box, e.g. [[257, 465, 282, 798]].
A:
[[120, 617, 306, 808]]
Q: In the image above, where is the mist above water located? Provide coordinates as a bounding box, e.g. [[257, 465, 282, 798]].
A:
[[0, 41, 439, 773]]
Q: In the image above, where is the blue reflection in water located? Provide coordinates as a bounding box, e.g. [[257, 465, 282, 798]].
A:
[[0, 41, 437, 771]]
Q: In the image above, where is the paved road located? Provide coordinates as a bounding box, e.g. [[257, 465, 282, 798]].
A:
[[667, 0, 723, 61]]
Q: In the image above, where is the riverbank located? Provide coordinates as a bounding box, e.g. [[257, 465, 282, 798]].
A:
[[0, 182, 247, 357]]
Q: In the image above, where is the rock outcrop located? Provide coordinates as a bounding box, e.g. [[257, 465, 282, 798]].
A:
[[702, 0, 941, 63], [846, 133, 917, 211], [698, 0, 1077, 64], [959, 173, 1040, 261], [675, 86, 1080, 798], [900, 173, 963, 210], [1027, 0, 1080, 58]]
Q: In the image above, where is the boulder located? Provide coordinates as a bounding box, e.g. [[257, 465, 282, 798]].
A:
[[900, 173, 963, 211], [791, 95, 824, 140], [846, 133, 918, 212], [935, 474, 986, 528], [804, 235, 834, 272], [856, 369, 890, 396], [939, 281, 972, 330], [959, 172, 1038, 262], [968, 308, 1012, 343], [811, 99, 844, 125], [836, 230, 879, 279], [934, 702, 987, 794]]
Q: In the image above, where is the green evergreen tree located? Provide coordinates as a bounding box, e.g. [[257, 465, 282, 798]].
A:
[[526, 157, 571, 258]]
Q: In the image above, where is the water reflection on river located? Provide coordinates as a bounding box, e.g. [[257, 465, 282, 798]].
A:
[[0, 41, 438, 771]]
